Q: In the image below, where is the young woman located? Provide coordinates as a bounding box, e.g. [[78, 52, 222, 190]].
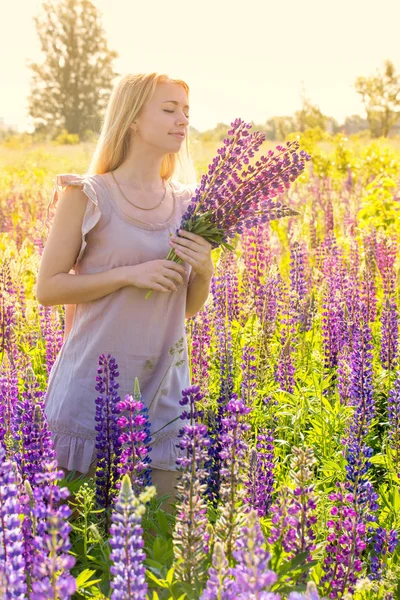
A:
[[36, 72, 214, 513]]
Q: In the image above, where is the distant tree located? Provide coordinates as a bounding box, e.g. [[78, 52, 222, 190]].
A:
[[343, 114, 369, 135], [26, 0, 119, 139], [294, 94, 328, 132], [355, 60, 400, 137], [265, 116, 297, 140]]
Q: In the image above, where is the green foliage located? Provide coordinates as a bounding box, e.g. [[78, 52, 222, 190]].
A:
[[358, 173, 400, 234], [54, 129, 81, 145]]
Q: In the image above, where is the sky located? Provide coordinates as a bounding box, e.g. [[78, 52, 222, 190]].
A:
[[1, 0, 400, 133]]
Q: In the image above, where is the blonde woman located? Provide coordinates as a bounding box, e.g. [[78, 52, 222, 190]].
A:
[[36, 72, 214, 513]]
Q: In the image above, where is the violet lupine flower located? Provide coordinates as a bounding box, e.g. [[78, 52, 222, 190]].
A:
[[109, 474, 156, 600], [0, 445, 27, 599], [268, 447, 317, 567], [289, 240, 310, 330], [186, 306, 211, 395], [0, 261, 17, 361], [320, 236, 347, 369], [244, 430, 275, 517], [0, 361, 19, 447], [116, 379, 152, 496], [337, 349, 352, 405], [12, 368, 55, 484], [241, 220, 272, 319], [38, 305, 63, 377], [94, 354, 123, 519], [360, 232, 378, 324], [380, 295, 399, 370], [214, 395, 251, 563], [387, 373, 400, 470], [344, 309, 379, 520], [261, 269, 284, 340], [240, 345, 257, 409], [173, 385, 211, 585], [325, 198, 334, 236], [368, 526, 398, 581], [29, 459, 76, 599], [206, 269, 236, 506], [376, 235, 397, 297], [321, 483, 367, 598], [199, 541, 231, 600], [275, 293, 296, 393], [228, 508, 279, 598]]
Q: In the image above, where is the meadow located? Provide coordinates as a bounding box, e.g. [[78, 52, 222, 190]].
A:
[[0, 129, 400, 599]]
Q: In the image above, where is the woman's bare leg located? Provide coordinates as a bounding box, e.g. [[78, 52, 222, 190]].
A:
[[151, 468, 180, 514]]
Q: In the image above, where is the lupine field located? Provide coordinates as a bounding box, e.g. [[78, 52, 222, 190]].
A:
[[0, 131, 400, 599]]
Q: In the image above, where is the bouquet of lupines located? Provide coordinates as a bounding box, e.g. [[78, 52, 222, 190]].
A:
[[146, 118, 311, 298]]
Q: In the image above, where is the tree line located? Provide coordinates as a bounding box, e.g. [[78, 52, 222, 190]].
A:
[[2, 0, 400, 143]]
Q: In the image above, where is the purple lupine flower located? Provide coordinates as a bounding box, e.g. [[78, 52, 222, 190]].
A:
[[186, 306, 211, 395], [240, 345, 257, 408], [368, 526, 398, 581], [321, 483, 367, 598], [268, 447, 317, 568], [337, 349, 352, 405], [29, 459, 76, 599], [325, 198, 334, 236], [0, 261, 17, 361], [344, 307, 378, 521], [380, 295, 399, 370], [360, 231, 377, 323], [0, 361, 19, 447], [261, 269, 284, 340], [241, 220, 272, 320], [12, 368, 55, 484], [229, 508, 279, 597], [173, 385, 211, 585], [0, 445, 27, 599], [94, 354, 123, 523], [199, 541, 232, 600], [38, 305, 63, 377], [244, 430, 275, 517], [214, 395, 251, 563], [320, 235, 347, 369], [116, 380, 152, 496], [387, 373, 400, 471], [289, 240, 311, 330], [376, 235, 397, 297], [275, 292, 296, 393], [206, 268, 237, 507], [109, 474, 156, 600]]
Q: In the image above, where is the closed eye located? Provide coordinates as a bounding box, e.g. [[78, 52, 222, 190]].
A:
[[164, 109, 190, 119]]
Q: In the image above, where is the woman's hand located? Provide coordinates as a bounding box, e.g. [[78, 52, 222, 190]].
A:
[[169, 229, 214, 280], [127, 260, 187, 293]]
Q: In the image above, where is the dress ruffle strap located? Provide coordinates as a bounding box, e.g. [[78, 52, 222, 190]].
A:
[[51, 173, 102, 266]]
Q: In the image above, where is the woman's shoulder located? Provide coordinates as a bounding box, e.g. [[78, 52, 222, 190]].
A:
[[51, 172, 101, 209], [170, 179, 197, 201]]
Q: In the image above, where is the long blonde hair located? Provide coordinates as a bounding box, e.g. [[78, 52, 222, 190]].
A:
[[87, 71, 197, 184], [43, 72, 197, 231]]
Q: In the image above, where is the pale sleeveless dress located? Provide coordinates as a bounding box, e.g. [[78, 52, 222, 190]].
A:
[[43, 172, 196, 473]]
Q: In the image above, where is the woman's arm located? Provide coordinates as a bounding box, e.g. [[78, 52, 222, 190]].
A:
[[185, 271, 212, 318]]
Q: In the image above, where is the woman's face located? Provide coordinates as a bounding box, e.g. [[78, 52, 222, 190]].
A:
[[133, 82, 190, 152]]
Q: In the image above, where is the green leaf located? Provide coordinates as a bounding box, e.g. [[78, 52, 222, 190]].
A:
[[146, 569, 168, 588], [156, 509, 170, 535], [75, 568, 102, 589], [165, 566, 175, 585]]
